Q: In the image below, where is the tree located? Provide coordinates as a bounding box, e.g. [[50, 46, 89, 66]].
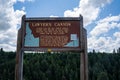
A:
[[0, 48, 4, 52], [117, 47, 120, 53], [93, 49, 96, 53], [97, 72, 109, 80], [113, 49, 116, 54]]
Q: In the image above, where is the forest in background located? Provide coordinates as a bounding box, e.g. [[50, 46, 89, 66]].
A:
[[0, 48, 120, 80]]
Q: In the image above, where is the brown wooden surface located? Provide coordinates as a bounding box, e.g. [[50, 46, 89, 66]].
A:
[[15, 15, 25, 80], [80, 28, 88, 80], [24, 20, 81, 48], [15, 28, 22, 80]]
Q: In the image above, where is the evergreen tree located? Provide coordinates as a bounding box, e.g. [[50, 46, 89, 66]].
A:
[[117, 47, 120, 53], [93, 49, 96, 53], [113, 49, 116, 54], [0, 48, 4, 53], [97, 72, 109, 80], [1, 50, 120, 80]]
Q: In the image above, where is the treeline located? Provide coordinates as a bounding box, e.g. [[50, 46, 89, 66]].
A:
[[0, 49, 120, 80], [23, 52, 80, 80], [88, 52, 120, 80], [0, 50, 15, 80]]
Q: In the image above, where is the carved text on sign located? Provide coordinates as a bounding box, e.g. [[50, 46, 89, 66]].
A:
[[40, 35, 68, 47], [24, 20, 80, 48], [36, 27, 68, 35], [31, 22, 71, 27]]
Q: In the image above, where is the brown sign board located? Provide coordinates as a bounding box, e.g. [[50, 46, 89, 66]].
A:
[[21, 17, 83, 51], [15, 15, 88, 80]]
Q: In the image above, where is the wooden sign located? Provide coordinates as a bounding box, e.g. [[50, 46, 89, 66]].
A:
[[22, 17, 83, 51], [15, 15, 88, 80]]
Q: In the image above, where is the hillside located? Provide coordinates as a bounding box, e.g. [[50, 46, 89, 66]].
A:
[[0, 49, 120, 80]]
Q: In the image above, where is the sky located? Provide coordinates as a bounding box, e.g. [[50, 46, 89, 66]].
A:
[[0, 0, 120, 52]]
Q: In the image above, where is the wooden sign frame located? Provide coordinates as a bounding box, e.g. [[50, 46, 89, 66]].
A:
[[15, 15, 88, 80]]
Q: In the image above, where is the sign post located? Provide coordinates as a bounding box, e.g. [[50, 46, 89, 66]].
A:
[[80, 28, 88, 80], [15, 15, 88, 80]]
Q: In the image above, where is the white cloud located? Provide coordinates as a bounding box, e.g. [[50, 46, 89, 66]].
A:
[[114, 32, 120, 38], [90, 15, 120, 37], [88, 15, 120, 52], [0, 0, 26, 51], [50, 15, 58, 17], [64, 0, 112, 26], [17, 0, 35, 2], [0, 44, 16, 52], [88, 36, 115, 52]]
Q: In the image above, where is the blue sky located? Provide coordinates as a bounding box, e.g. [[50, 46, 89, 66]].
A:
[[14, 0, 80, 17], [0, 0, 120, 52]]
